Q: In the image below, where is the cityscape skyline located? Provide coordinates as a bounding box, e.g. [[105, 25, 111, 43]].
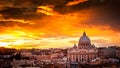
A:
[[0, 0, 120, 49], [1, 0, 120, 68]]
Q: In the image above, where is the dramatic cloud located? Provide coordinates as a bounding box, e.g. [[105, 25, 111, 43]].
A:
[[66, 0, 87, 6], [0, 0, 120, 49]]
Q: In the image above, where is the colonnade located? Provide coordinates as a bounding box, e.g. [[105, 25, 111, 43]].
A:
[[68, 54, 97, 62]]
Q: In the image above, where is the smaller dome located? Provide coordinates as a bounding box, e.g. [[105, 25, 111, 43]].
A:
[[73, 43, 77, 49]]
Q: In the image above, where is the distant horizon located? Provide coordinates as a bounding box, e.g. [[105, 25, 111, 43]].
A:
[[0, 41, 119, 50]]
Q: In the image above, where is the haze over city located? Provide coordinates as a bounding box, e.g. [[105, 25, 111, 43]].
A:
[[0, 0, 120, 49]]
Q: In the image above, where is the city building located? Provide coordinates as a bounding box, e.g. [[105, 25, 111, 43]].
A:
[[116, 47, 120, 59], [98, 47, 116, 59], [67, 32, 98, 63]]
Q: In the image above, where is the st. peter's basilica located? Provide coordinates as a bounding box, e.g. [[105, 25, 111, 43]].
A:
[[67, 32, 98, 63]]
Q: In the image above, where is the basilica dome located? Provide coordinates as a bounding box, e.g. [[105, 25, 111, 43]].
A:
[[78, 32, 91, 45]]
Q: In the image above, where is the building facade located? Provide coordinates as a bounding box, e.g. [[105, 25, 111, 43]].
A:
[[67, 32, 98, 63]]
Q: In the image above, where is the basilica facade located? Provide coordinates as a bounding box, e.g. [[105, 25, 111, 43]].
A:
[[67, 32, 98, 63]]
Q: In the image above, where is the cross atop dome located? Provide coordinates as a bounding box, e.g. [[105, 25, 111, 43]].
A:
[[83, 31, 86, 36]]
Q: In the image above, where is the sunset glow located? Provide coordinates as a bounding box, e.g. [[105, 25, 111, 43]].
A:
[[0, 0, 120, 49]]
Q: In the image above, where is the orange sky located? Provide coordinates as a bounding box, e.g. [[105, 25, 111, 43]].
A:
[[0, 0, 120, 49]]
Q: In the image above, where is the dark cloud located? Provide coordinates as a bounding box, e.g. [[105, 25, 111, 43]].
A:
[[0, 7, 25, 19], [71, 0, 120, 32], [0, 7, 46, 20], [0, 0, 120, 32], [82, 6, 120, 31]]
